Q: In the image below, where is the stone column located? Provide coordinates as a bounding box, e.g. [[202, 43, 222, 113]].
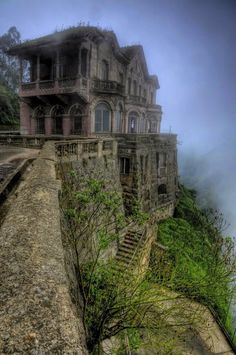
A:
[[36, 55, 40, 80], [82, 106, 91, 136], [63, 115, 71, 137], [20, 101, 31, 135], [30, 117, 36, 135], [45, 115, 52, 136]]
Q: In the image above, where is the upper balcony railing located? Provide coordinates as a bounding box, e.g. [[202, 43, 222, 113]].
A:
[[20, 77, 89, 98], [91, 79, 124, 95], [126, 95, 147, 105]]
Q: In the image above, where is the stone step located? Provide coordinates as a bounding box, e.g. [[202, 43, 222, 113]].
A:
[[118, 246, 136, 255], [119, 241, 136, 250], [116, 253, 138, 263], [124, 236, 145, 246]]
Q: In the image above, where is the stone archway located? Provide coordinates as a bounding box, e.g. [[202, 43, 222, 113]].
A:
[[51, 105, 64, 135]]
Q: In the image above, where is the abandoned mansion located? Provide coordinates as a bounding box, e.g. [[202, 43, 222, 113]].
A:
[[9, 26, 178, 211]]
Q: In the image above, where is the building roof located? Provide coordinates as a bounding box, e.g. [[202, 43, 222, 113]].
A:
[[8, 25, 159, 86]]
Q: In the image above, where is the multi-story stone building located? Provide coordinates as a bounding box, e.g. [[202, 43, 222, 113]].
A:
[[9, 26, 178, 212]]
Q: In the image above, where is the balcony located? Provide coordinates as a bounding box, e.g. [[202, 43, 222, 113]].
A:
[[20, 77, 89, 98], [91, 79, 124, 95], [126, 95, 147, 105]]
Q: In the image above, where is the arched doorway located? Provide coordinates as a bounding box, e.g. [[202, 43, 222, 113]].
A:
[[34, 106, 45, 134], [51, 105, 64, 135], [70, 105, 83, 135]]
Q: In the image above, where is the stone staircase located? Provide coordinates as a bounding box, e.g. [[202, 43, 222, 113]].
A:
[[115, 229, 146, 270]]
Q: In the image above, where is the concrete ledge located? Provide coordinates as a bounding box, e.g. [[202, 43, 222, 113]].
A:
[[0, 142, 87, 354]]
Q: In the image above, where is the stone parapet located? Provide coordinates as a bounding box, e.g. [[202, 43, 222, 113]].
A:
[[0, 142, 88, 354]]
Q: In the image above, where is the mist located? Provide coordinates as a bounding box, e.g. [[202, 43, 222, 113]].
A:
[[1, 0, 236, 236]]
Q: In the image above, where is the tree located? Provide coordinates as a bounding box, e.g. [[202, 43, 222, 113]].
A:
[[0, 26, 21, 91], [0, 26, 21, 125], [59, 164, 206, 354]]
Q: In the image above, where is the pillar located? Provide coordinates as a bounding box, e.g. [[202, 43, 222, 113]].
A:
[[36, 55, 40, 81], [45, 115, 52, 136], [63, 115, 71, 137], [30, 117, 36, 135], [20, 101, 31, 135]]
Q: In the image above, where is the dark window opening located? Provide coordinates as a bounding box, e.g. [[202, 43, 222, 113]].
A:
[[128, 78, 131, 95], [101, 60, 109, 80], [158, 184, 167, 195], [133, 80, 137, 96], [52, 106, 64, 135], [81, 49, 88, 77], [156, 152, 159, 170], [120, 157, 130, 175]]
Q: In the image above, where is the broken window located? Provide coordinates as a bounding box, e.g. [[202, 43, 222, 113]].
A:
[[120, 157, 130, 175], [158, 184, 167, 195]]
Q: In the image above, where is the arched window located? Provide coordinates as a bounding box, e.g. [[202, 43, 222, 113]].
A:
[[70, 105, 83, 135], [158, 184, 167, 195], [34, 106, 45, 134], [128, 111, 138, 133], [115, 104, 123, 132], [95, 103, 111, 132], [101, 60, 109, 80], [51, 105, 64, 135]]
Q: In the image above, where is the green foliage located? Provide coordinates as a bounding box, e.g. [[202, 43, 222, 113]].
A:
[[129, 197, 149, 225], [150, 184, 236, 338], [0, 26, 21, 125]]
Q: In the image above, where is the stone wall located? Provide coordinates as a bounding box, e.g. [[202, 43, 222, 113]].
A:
[[0, 142, 88, 354], [115, 133, 178, 213]]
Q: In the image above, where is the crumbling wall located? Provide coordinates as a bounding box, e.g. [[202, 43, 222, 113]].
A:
[[0, 142, 88, 354]]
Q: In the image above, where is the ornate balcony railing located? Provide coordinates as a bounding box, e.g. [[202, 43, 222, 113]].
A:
[[127, 95, 147, 105], [20, 77, 89, 98], [92, 79, 124, 95], [55, 138, 117, 161]]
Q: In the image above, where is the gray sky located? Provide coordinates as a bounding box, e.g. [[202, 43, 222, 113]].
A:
[[1, 0, 236, 233]]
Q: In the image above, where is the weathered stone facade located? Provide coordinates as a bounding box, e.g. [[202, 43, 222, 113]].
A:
[[9, 26, 160, 137], [9, 25, 178, 211]]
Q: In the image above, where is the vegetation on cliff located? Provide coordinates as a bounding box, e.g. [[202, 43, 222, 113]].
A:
[[150, 185, 236, 338], [60, 159, 236, 354]]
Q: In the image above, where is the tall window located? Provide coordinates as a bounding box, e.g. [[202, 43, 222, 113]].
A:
[[81, 48, 88, 77], [95, 103, 110, 132], [34, 106, 45, 134], [128, 111, 138, 133], [51, 105, 64, 135], [128, 78, 131, 95], [120, 157, 130, 175], [133, 80, 137, 96], [101, 60, 109, 80], [70, 105, 83, 135]]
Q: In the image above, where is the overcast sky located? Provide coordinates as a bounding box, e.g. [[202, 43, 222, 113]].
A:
[[1, 0, 236, 234]]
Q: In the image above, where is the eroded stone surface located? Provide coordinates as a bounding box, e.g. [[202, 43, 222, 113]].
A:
[[0, 142, 88, 354]]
